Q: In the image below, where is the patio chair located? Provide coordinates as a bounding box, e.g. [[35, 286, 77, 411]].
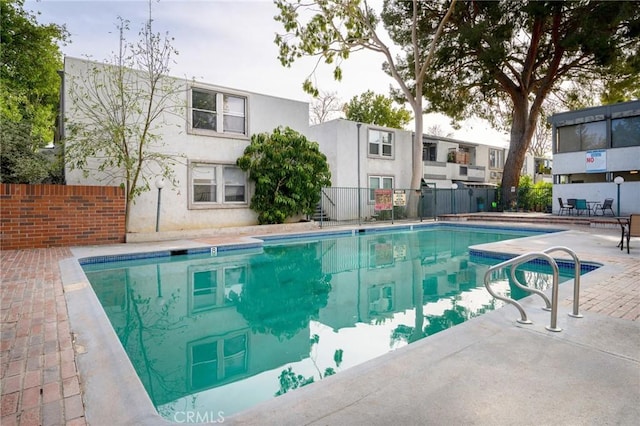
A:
[[558, 198, 574, 216], [574, 199, 590, 216], [594, 198, 615, 216], [619, 214, 640, 254]]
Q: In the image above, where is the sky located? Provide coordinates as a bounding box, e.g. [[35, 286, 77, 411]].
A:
[[25, 0, 510, 146]]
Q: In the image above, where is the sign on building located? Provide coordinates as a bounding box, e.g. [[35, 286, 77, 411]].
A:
[[585, 150, 607, 173]]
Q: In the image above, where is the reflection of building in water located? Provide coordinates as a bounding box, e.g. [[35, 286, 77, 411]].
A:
[[85, 228, 526, 414], [316, 230, 487, 330], [85, 252, 311, 407]]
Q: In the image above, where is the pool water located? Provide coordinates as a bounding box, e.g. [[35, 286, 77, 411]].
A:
[[82, 225, 577, 421]]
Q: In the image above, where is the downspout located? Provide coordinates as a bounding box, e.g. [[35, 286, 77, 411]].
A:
[[57, 68, 66, 184], [357, 123, 362, 225]]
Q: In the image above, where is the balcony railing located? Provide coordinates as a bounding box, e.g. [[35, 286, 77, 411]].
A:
[[423, 161, 486, 182]]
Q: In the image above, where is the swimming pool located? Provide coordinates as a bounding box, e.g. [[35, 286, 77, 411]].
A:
[[81, 224, 589, 421]]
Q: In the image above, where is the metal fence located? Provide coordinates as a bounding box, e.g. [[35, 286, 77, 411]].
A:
[[315, 185, 553, 228], [315, 186, 500, 228]]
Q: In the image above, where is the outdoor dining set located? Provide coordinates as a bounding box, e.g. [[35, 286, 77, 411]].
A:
[[557, 197, 615, 217]]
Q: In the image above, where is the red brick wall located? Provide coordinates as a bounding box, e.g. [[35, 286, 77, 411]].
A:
[[0, 184, 126, 250]]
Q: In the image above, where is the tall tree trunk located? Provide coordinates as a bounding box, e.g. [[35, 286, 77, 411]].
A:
[[412, 101, 424, 192], [501, 93, 537, 208]]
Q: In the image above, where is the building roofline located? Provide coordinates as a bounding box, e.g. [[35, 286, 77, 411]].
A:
[[547, 99, 640, 125]]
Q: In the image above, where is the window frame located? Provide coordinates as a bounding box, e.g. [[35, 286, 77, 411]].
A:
[[187, 263, 248, 315], [368, 129, 394, 159], [189, 86, 248, 138], [556, 121, 608, 153], [488, 148, 505, 170], [611, 115, 640, 148], [189, 162, 248, 209], [188, 333, 248, 390], [368, 175, 394, 203]]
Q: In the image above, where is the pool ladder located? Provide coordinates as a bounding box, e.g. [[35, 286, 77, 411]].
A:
[[483, 246, 582, 332]]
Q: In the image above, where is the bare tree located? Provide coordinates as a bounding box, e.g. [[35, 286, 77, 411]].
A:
[[425, 124, 453, 138], [65, 2, 183, 231], [310, 91, 343, 124], [528, 115, 552, 159]]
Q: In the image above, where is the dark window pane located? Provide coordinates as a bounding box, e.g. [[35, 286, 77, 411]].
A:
[[612, 116, 640, 148], [581, 121, 606, 150], [194, 271, 216, 291], [224, 186, 245, 202], [194, 184, 216, 202], [193, 110, 216, 131], [193, 90, 216, 111], [557, 125, 581, 153], [192, 342, 217, 364]]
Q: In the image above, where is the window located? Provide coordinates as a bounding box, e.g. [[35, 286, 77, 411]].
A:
[[367, 283, 394, 316], [190, 163, 247, 207], [223, 167, 246, 202], [192, 164, 217, 203], [188, 264, 247, 314], [369, 175, 393, 202], [191, 88, 247, 135], [612, 116, 640, 148], [369, 129, 393, 157], [223, 266, 246, 302], [556, 121, 607, 153], [368, 241, 394, 268], [191, 340, 218, 389], [581, 121, 607, 150], [189, 334, 247, 390], [489, 149, 504, 169], [423, 144, 437, 161], [192, 270, 217, 313], [192, 90, 217, 131]]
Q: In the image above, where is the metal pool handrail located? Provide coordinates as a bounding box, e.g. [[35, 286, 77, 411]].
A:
[[484, 251, 562, 332], [508, 255, 552, 312], [541, 246, 582, 318]]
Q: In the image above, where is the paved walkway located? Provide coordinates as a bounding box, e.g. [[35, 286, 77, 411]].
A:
[[1, 248, 85, 426], [1, 220, 638, 425]]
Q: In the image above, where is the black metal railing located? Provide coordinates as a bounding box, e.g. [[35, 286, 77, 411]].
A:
[[315, 185, 553, 227], [316, 186, 501, 227]]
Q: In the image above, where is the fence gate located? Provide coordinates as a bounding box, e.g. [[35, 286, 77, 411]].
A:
[[420, 182, 437, 220]]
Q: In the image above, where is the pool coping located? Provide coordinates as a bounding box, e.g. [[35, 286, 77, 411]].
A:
[[60, 221, 635, 425]]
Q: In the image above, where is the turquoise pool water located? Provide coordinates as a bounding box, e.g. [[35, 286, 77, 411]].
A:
[[82, 225, 583, 422]]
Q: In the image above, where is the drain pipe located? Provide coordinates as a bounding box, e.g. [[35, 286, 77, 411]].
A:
[[357, 123, 361, 225]]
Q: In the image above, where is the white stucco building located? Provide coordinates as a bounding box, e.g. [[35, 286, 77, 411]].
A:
[[62, 57, 309, 233], [63, 56, 551, 233], [548, 100, 640, 216]]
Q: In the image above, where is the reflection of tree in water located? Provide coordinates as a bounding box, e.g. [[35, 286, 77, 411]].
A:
[[392, 295, 497, 346], [509, 267, 553, 300], [392, 266, 554, 345], [118, 280, 186, 407], [235, 243, 332, 340], [275, 334, 343, 396]]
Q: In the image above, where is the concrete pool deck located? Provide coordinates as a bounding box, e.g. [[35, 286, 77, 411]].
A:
[[1, 219, 638, 425]]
